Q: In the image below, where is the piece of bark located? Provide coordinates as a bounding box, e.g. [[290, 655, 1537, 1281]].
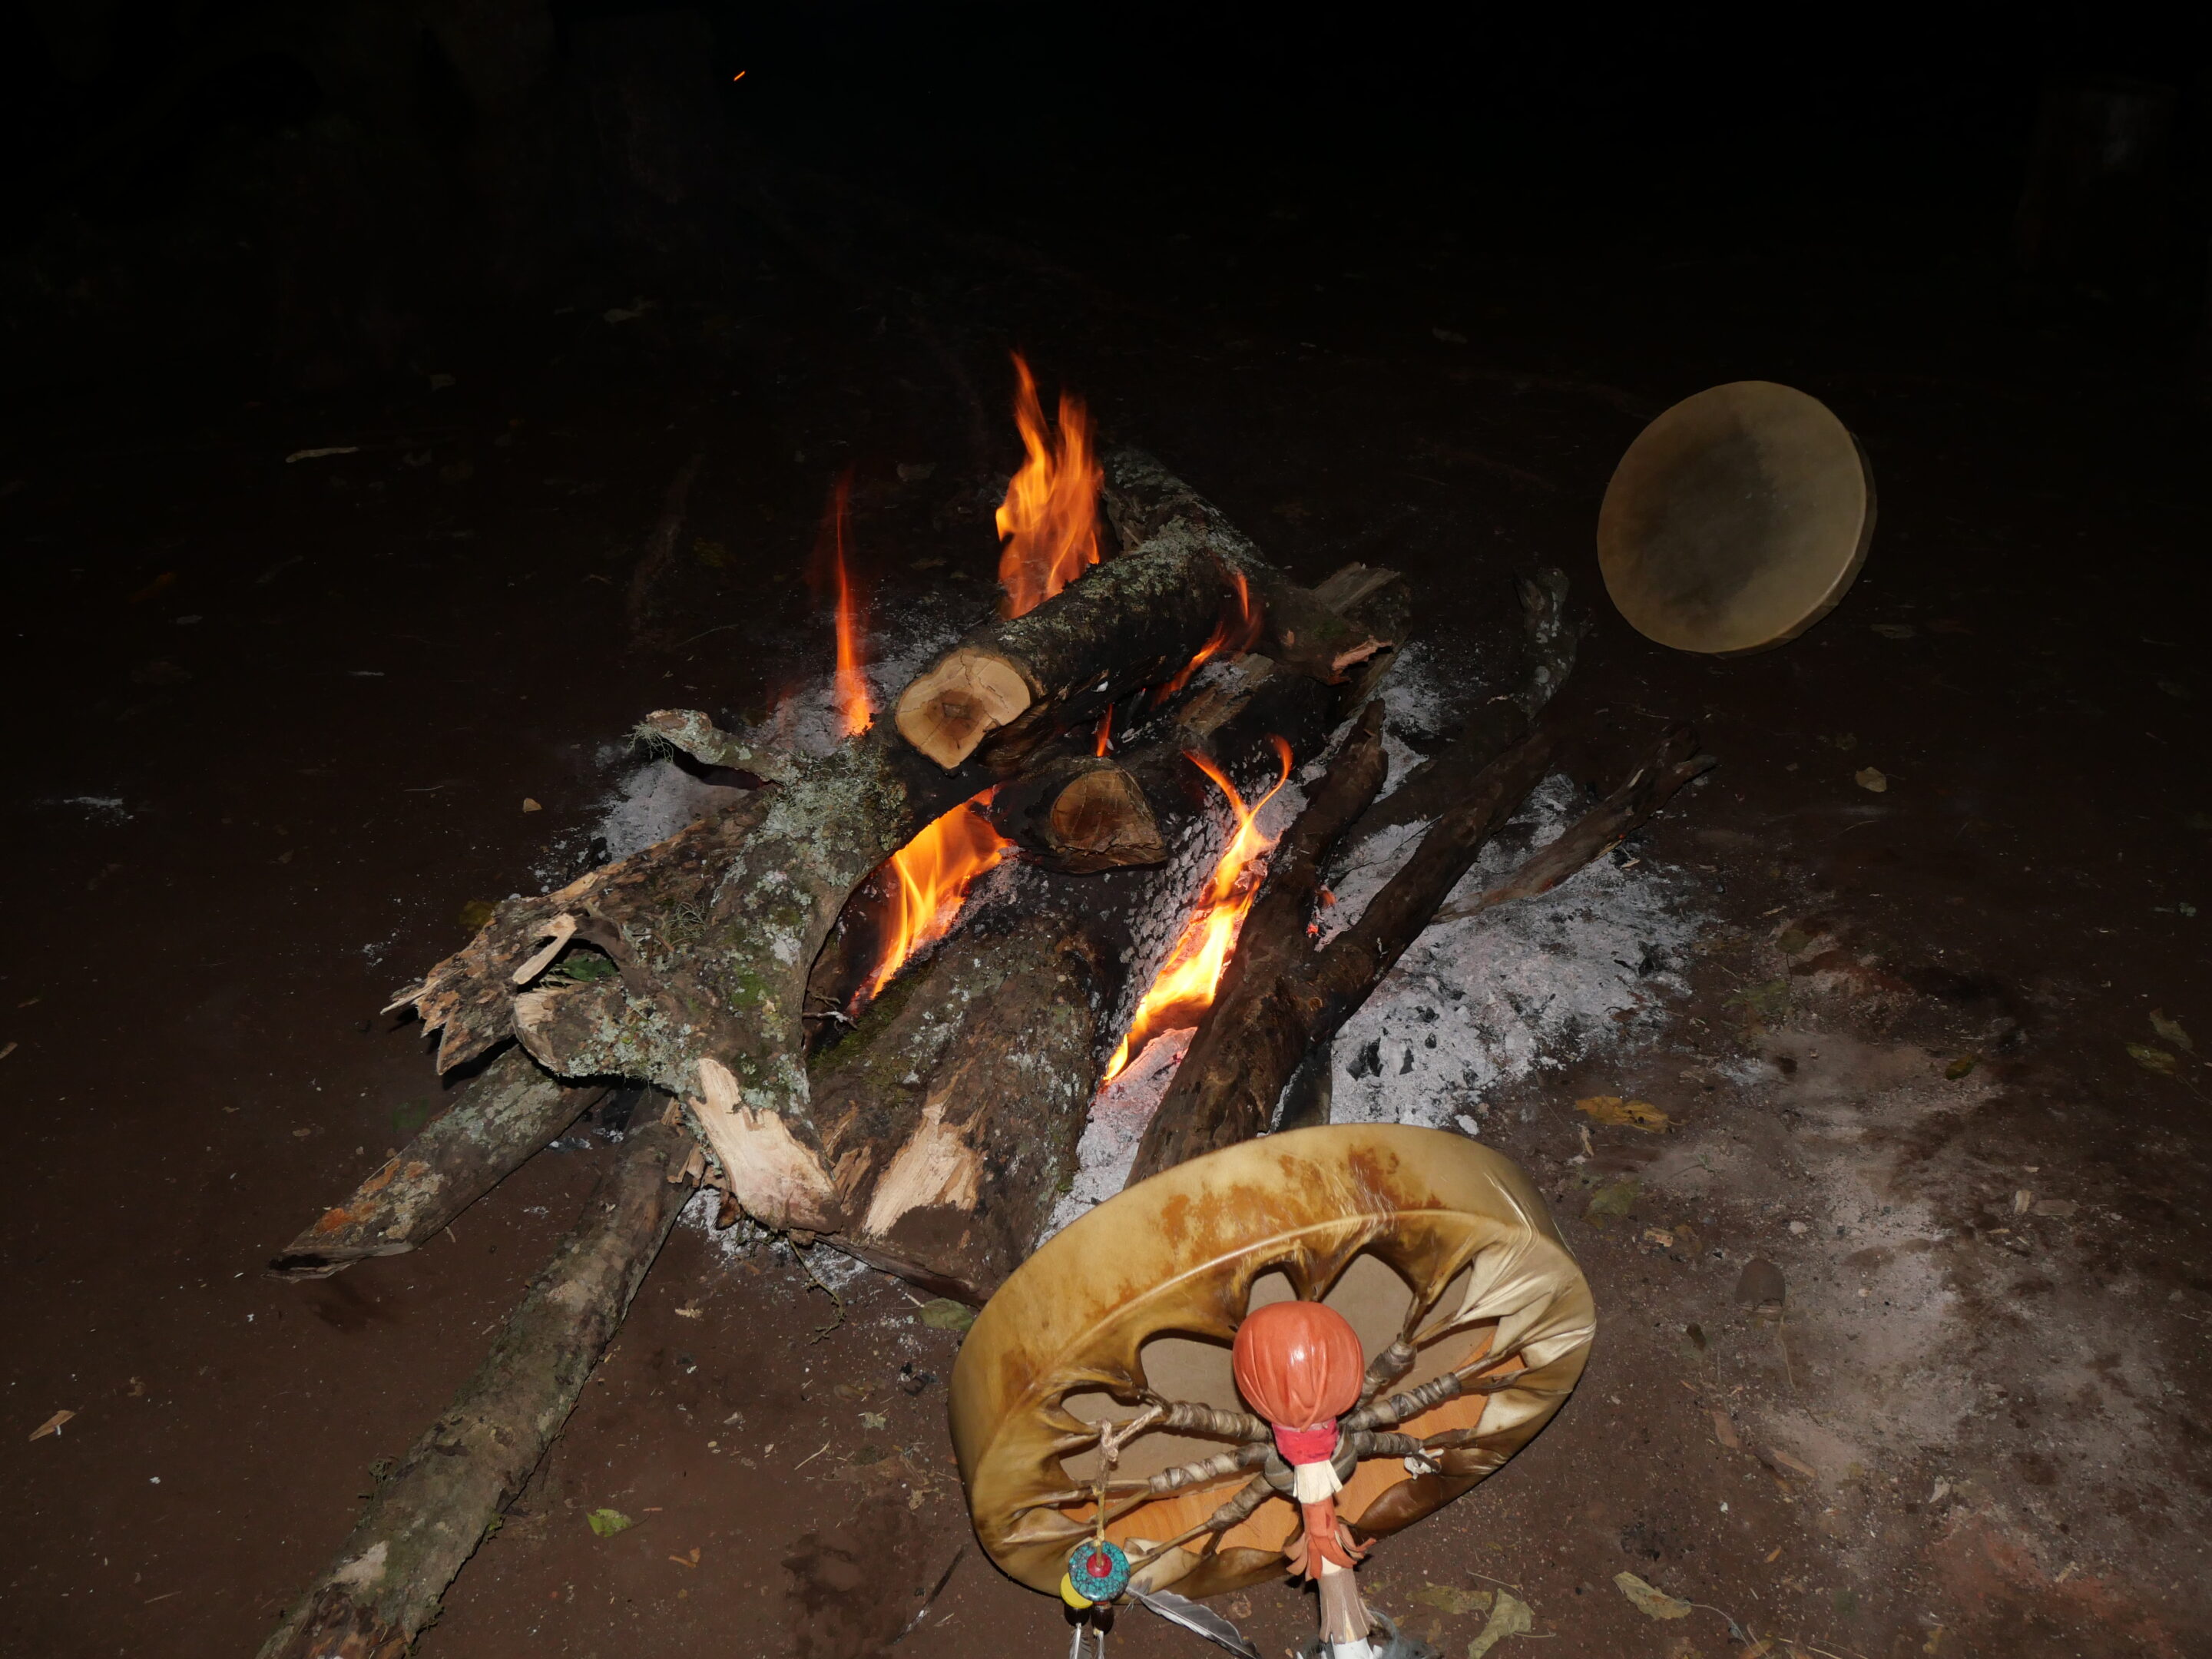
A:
[[258, 1111, 697, 1659], [269, 1047, 607, 1280], [384, 718, 988, 1232], [806, 911, 1111, 1303], [1128, 727, 1558, 1184], [1335, 569, 1574, 864], [1434, 724, 1715, 922], [1123, 703, 1391, 1184]]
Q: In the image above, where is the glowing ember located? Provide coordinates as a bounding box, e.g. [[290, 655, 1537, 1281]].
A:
[[995, 354, 1102, 618], [1102, 738, 1292, 1081], [867, 795, 1013, 998], [1094, 707, 1114, 757], [816, 473, 873, 737], [1154, 568, 1260, 705]]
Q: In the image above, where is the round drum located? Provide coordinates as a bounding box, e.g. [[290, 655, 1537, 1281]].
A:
[[948, 1124, 1594, 1600], [1598, 380, 1876, 655]]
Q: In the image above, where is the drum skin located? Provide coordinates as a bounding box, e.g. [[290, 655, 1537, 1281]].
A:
[[1598, 380, 1876, 656], [948, 1125, 1594, 1600]]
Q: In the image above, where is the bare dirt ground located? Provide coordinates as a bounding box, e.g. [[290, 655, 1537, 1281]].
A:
[[4, 189, 2209, 1659]]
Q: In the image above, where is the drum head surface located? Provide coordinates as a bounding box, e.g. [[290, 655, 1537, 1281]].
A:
[[1598, 380, 1876, 655]]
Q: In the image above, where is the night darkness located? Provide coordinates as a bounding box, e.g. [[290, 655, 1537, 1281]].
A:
[[5, 7, 2211, 1659]]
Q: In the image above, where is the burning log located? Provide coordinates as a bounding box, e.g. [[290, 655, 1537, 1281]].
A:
[[894, 445, 1395, 774], [803, 912, 1109, 1301], [269, 1048, 607, 1279], [259, 1108, 698, 1659]]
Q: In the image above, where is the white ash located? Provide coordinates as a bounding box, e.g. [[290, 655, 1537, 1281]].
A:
[[1322, 771, 1704, 1130], [1046, 1028, 1194, 1235]]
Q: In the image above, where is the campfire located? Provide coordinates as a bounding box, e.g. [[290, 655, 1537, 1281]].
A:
[[259, 356, 1717, 1659]]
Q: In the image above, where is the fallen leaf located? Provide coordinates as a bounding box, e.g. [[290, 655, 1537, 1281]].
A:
[[1870, 622, 1916, 640], [1734, 1258, 1786, 1307], [29, 1409, 75, 1440], [457, 899, 498, 933], [2128, 1043, 2178, 1076], [1855, 767, 1889, 793], [1576, 1095, 1672, 1131], [586, 1508, 634, 1538], [1767, 1448, 1818, 1480], [1763, 1546, 1783, 1563], [918, 1298, 975, 1333], [1583, 1177, 1641, 1224], [1943, 1055, 1977, 1080], [1727, 978, 1791, 1024], [1615, 1572, 1692, 1620], [1710, 1410, 1740, 1449], [1776, 926, 1814, 955], [860, 1411, 888, 1430], [668, 1546, 700, 1568], [1415, 1583, 1492, 1615], [522, 798, 542, 813], [1466, 1588, 1533, 1656], [2150, 1009, 2194, 1054]]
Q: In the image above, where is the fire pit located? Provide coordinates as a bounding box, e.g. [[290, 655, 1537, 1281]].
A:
[[257, 358, 1713, 1659]]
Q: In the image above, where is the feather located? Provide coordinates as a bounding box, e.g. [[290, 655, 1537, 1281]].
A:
[[1126, 1586, 1262, 1659]]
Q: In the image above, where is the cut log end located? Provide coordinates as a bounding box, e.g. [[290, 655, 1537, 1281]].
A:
[[895, 650, 1033, 770], [1048, 767, 1167, 870]]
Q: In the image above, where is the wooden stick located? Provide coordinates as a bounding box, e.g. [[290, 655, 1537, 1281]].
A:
[[258, 1111, 697, 1659], [269, 1047, 607, 1280], [1433, 724, 1715, 922]]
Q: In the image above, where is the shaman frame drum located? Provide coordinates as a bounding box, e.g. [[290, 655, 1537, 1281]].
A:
[[1598, 379, 1876, 656], [948, 1125, 1594, 1601]]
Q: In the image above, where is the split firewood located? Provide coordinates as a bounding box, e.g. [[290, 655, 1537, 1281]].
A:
[[269, 1047, 607, 1279], [1433, 723, 1715, 923], [259, 1108, 697, 1659]]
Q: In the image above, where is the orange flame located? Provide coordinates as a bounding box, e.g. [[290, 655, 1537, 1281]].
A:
[[1102, 737, 1293, 1081], [1154, 568, 1260, 705], [1094, 706, 1114, 757], [866, 794, 1013, 998], [996, 354, 1102, 618], [813, 473, 873, 737]]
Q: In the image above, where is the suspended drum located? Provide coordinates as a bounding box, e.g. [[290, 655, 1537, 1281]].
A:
[[1598, 379, 1876, 655], [947, 1125, 1594, 1604]]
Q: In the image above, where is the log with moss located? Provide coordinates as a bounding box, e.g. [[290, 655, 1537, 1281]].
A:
[[258, 1108, 697, 1659], [269, 1048, 607, 1279]]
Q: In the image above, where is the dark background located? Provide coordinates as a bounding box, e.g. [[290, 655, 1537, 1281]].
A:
[[5, 3, 2211, 401]]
